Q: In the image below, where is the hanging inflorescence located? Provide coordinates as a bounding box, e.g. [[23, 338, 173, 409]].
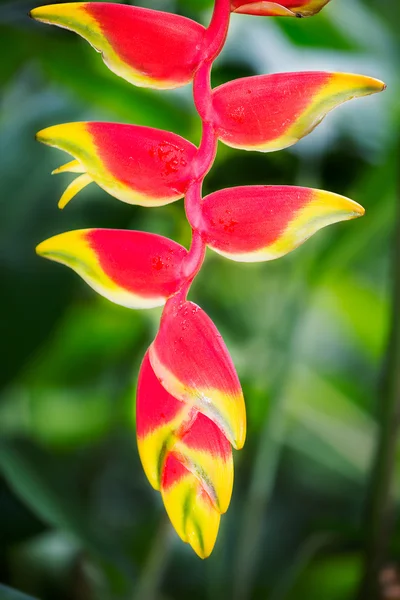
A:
[[31, 0, 385, 558]]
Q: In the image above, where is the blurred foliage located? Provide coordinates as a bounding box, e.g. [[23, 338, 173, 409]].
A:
[[0, 0, 399, 599]]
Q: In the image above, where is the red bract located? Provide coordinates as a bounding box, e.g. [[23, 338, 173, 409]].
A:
[[211, 72, 385, 152], [149, 297, 246, 450], [199, 186, 364, 261], [34, 0, 385, 557], [231, 0, 331, 17], [30, 3, 206, 89], [36, 230, 188, 309], [37, 122, 197, 207], [137, 351, 233, 557]]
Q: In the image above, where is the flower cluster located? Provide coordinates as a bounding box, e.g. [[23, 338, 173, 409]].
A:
[[31, 0, 385, 558]]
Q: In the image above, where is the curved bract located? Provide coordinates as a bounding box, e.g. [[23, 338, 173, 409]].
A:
[[30, 2, 206, 89], [36, 229, 188, 309], [211, 72, 385, 152], [149, 298, 246, 451], [231, 0, 331, 17], [199, 186, 365, 262], [36, 122, 197, 208], [137, 352, 233, 557]]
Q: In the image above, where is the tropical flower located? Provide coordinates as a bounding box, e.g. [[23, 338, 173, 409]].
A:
[[32, 0, 385, 557]]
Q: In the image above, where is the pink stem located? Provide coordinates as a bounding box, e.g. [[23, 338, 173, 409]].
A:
[[193, 61, 213, 122], [177, 0, 231, 300], [181, 228, 207, 285], [203, 0, 231, 62]]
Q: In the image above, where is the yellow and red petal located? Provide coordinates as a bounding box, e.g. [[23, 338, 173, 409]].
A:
[[137, 352, 233, 511], [136, 351, 192, 490], [174, 412, 233, 514], [211, 72, 385, 152], [199, 185, 364, 262], [149, 298, 246, 450], [161, 453, 220, 559], [36, 122, 197, 208], [36, 229, 188, 309], [231, 0, 331, 17], [30, 3, 206, 89]]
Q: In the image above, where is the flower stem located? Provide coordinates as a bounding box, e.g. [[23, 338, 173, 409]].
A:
[[181, 227, 206, 287], [177, 0, 230, 299], [203, 0, 231, 62]]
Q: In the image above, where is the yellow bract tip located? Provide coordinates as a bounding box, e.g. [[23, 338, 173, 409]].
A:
[[331, 72, 387, 96], [29, 3, 86, 24], [52, 160, 86, 175], [58, 173, 93, 209], [35, 230, 88, 263]]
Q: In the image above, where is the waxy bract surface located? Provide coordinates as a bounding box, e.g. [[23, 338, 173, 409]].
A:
[[137, 351, 233, 558], [36, 230, 189, 309], [149, 298, 246, 451], [200, 186, 365, 262], [212, 72, 385, 152], [30, 3, 206, 88], [37, 122, 197, 207], [137, 352, 234, 514]]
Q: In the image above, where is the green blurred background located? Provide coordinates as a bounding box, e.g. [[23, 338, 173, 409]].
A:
[[0, 0, 399, 598]]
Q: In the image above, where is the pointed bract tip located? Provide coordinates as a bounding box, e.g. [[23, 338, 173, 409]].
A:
[[35, 239, 50, 257], [355, 203, 365, 218], [350, 73, 386, 94], [370, 77, 386, 93], [29, 4, 82, 23], [35, 128, 48, 144]]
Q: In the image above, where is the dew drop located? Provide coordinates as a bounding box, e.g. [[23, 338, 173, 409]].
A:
[[152, 256, 164, 270]]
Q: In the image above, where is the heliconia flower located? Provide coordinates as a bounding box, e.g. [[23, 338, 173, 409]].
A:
[[137, 352, 233, 508], [231, 0, 331, 17], [198, 185, 365, 262], [137, 352, 233, 557], [149, 298, 246, 450], [36, 122, 197, 208], [211, 72, 386, 152], [30, 3, 206, 89], [36, 229, 189, 309]]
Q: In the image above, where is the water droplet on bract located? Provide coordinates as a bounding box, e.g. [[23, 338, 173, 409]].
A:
[[152, 256, 164, 270]]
